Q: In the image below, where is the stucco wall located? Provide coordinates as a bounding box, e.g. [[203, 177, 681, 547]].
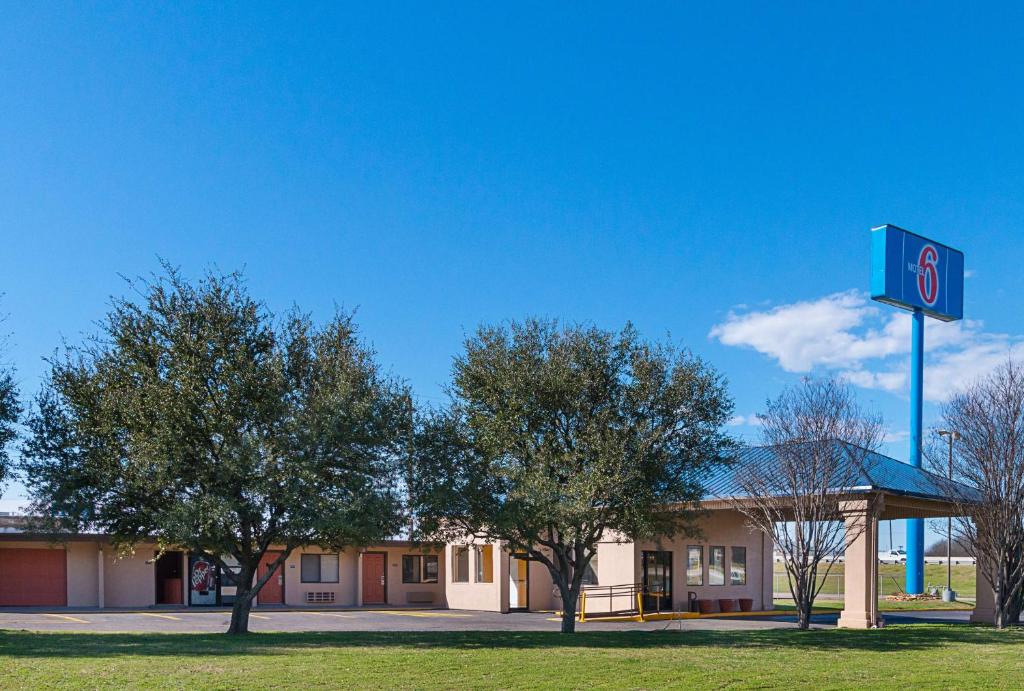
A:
[[104, 546, 156, 607], [66, 541, 100, 607], [445, 541, 503, 611], [377, 547, 447, 607], [569, 539, 638, 615], [278, 545, 446, 608], [279, 547, 357, 607], [634, 509, 773, 612], [527, 556, 554, 611]]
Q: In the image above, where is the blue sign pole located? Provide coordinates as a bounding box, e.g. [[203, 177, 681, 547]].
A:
[[906, 309, 925, 594]]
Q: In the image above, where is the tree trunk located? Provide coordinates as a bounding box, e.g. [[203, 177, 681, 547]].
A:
[[560, 593, 578, 634], [797, 605, 809, 630], [227, 594, 254, 635], [550, 575, 581, 634], [226, 565, 257, 635], [797, 590, 811, 630]]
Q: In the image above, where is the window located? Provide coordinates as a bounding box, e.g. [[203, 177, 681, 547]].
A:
[[424, 555, 438, 582], [581, 552, 598, 586], [402, 555, 439, 583], [474, 545, 494, 583], [402, 555, 419, 583], [300, 553, 339, 583], [709, 546, 725, 585], [686, 546, 703, 586], [730, 547, 746, 586], [452, 546, 470, 583]]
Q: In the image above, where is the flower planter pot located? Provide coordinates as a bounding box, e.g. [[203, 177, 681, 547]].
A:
[[739, 598, 754, 612], [696, 598, 715, 614], [718, 598, 737, 613]]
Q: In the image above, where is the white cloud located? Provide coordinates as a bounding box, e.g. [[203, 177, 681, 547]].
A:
[[728, 414, 762, 427], [882, 429, 910, 444], [711, 291, 1022, 403]]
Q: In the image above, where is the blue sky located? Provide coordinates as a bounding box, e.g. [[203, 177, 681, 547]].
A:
[[2, 4, 1023, 547]]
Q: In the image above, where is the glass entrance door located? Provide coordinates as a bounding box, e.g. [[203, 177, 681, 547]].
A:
[[642, 551, 673, 612], [509, 553, 529, 611]]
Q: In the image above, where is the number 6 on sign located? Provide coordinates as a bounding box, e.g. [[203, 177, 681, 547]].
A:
[[870, 224, 963, 322]]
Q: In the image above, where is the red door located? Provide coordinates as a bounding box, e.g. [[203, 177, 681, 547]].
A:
[[0, 548, 67, 606], [362, 553, 386, 604], [258, 552, 284, 605]]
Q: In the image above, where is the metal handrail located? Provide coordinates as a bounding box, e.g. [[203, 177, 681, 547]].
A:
[[577, 583, 670, 621]]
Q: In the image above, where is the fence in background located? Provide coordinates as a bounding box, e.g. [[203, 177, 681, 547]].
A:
[[773, 570, 976, 600]]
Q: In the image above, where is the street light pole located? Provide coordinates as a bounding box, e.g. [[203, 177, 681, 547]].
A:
[[937, 429, 960, 601]]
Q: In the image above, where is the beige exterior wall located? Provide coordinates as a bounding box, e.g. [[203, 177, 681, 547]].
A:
[[278, 546, 357, 607], [377, 546, 447, 607], [66, 541, 100, 607], [633, 509, 773, 613], [104, 546, 156, 607], [275, 544, 446, 608], [445, 540, 504, 611], [569, 539, 639, 615], [527, 555, 554, 611], [1, 511, 775, 614]]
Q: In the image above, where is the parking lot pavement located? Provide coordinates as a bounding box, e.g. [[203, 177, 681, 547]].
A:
[[0, 607, 969, 634]]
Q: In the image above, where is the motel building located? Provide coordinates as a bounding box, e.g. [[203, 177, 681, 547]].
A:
[[0, 443, 996, 627]]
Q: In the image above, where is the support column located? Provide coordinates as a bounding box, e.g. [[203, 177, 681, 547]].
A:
[[97, 546, 105, 609], [356, 552, 364, 607], [838, 497, 883, 629], [181, 552, 188, 607], [970, 563, 996, 625]]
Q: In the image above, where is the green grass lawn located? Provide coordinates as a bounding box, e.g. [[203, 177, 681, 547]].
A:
[[2, 627, 1023, 689], [774, 562, 976, 597]]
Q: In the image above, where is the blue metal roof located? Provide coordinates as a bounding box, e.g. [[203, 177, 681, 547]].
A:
[[702, 441, 981, 503]]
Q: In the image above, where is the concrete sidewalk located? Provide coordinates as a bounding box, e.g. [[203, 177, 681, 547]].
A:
[[0, 607, 971, 634]]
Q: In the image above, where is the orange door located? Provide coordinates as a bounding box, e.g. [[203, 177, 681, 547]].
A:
[[362, 553, 386, 604], [258, 552, 284, 605], [0, 548, 67, 606]]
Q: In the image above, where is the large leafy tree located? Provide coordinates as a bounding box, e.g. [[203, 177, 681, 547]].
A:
[[21, 266, 408, 634], [413, 319, 733, 633], [0, 365, 19, 490]]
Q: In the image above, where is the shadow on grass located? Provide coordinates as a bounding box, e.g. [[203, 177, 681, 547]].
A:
[[1, 625, 1023, 659]]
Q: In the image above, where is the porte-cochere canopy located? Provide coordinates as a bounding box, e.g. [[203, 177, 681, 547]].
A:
[[696, 441, 985, 629], [700, 440, 980, 511]]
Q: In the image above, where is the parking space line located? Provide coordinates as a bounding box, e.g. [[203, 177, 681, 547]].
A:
[[43, 613, 90, 624], [376, 610, 473, 618], [249, 614, 271, 620], [306, 611, 354, 619], [138, 612, 182, 621]]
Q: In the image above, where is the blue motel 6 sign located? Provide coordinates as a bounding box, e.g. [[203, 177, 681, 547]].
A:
[[870, 224, 964, 322]]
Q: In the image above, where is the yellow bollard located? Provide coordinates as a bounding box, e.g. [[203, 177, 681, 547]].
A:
[[579, 592, 586, 622], [636, 592, 645, 622]]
